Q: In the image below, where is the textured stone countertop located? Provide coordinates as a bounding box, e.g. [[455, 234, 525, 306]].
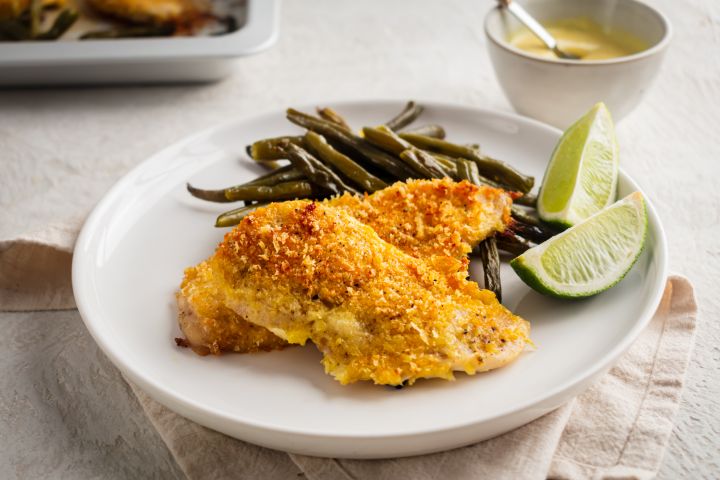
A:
[[1, 0, 718, 477]]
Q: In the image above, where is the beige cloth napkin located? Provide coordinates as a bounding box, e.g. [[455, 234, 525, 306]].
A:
[[1, 224, 698, 480]]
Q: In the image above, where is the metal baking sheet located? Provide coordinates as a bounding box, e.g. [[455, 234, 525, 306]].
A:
[[0, 0, 279, 86]]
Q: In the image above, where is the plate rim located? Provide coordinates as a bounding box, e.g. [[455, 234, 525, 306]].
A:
[[72, 99, 668, 444]]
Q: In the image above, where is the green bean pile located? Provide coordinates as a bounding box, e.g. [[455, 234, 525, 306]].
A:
[[187, 101, 560, 300], [0, 1, 78, 41], [0, 0, 236, 41]]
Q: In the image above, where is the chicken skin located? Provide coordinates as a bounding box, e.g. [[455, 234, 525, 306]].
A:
[[181, 200, 528, 385], [178, 179, 514, 356]]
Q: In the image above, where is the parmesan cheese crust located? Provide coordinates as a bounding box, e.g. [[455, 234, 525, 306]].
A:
[[196, 200, 528, 385], [329, 178, 512, 259], [178, 179, 514, 357]]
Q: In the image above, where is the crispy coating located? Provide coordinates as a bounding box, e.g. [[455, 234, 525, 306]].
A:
[[192, 200, 528, 385], [178, 179, 513, 356], [178, 261, 288, 355], [329, 178, 512, 259], [86, 0, 208, 24]]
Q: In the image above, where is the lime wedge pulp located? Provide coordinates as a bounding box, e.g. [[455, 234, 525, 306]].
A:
[[538, 102, 619, 228], [511, 192, 647, 299]]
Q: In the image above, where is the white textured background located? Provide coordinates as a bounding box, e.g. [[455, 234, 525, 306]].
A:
[[0, 0, 718, 477]]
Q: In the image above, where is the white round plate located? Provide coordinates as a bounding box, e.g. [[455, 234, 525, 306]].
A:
[[73, 100, 667, 459]]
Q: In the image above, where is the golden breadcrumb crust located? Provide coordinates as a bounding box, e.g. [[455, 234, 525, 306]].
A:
[[178, 179, 513, 356], [182, 199, 528, 385], [329, 178, 512, 259], [178, 262, 288, 355]]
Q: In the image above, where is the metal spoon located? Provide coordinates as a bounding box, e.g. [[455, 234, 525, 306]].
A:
[[497, 0, 580, 60]]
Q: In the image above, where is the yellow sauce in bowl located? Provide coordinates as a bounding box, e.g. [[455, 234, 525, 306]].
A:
[[509, 18, 649, 60]]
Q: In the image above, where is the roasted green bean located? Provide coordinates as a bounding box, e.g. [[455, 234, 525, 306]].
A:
[[305, 131, 387, 192], [477, 237, 502, 301], [457, 159, 484, 185], [453, 158, 505, 189], [402, 124, 446, 139], [399, 150, 447, 179], [511, 206, 538, 225], [0, 3, 78, 40], [36, 8, 78, 40], [248, 135, 304, 160], [187, 183, 229, 202], [362, 126, 448, 179], [226, 180, 314, 202], [187, 180, 313, 203], [283, 143, 360, 195], [317, 107, 352, 132], [496, 232, 536, 256], [187, 165, 305, 203], [514, 192, 538, 207], [432, 154, 458, 178], [510, 206, 559, 241], [399, 133, 535, 193], [287, 108, 414, 180], [362, 125, 409, 155], [246, 136, 304, 169], [246, 165, 305, 186], [509, 219, 554, 244], [216, 202, 269, 228], [385, 101, 424, 131]]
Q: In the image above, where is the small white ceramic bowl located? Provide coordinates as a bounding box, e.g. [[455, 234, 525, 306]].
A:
[[484, 0, 672, 128]]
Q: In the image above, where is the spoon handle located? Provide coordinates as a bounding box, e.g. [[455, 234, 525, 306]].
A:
[[499, 0, 559, 51]]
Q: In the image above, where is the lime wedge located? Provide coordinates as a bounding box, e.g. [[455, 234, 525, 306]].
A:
[[510, 192, 647, 298], [538, 102, 619, 228]]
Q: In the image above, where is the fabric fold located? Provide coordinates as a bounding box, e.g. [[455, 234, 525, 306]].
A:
[[126, 382, 304, 480], [0, 223, 78, 312], [0, 223, 698, 480], [128, 276, 696, 480], [290, 400, 575, 480], [548, 276, 697, 479]]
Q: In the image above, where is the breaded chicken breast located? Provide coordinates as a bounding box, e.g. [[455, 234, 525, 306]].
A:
[[184, 200, 528, 385], [330, 178, 512, 259], [177, 260, 289, 355], [178, 179, 513, 356], [86, 0, 208, 25]]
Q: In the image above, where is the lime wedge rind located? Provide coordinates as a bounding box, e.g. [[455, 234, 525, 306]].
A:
[[538, 103, 619, 229], [511, 192, 647, 299]]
